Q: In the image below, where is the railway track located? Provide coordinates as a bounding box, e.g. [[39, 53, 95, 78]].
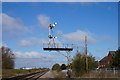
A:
[[2, 70, 49, 80]]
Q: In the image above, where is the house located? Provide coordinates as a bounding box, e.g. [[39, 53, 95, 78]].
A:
[[98, 51, 116, 68], [99, 56, 107, 68]]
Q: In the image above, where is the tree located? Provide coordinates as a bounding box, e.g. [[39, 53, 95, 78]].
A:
[[72, 53, 98, 77], [72, 53, 85, 77], [1, 46, 15, 69], [52, 63, 61, 71], [118, 47, 120, 51], [61, 64, 67, 70], [87, 55, 98, 70], [111, 49, 120, 68]]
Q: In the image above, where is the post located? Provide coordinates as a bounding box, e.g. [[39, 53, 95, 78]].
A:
[[85, 36, 88, 73]]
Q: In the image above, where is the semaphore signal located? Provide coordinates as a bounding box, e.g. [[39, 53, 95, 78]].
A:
[[43, 22, 73, 51], [43, 22, 73, 78]]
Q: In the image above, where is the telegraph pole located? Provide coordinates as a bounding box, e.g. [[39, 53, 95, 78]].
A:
[[85, 36, 88, 73]]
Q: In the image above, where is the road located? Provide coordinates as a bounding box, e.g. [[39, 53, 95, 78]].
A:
[[40, 70, 55, 78]]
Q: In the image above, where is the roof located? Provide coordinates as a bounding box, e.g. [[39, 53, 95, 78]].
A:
[[99, 56, 107, 63], [108, 51, 116, 56], [99, 51, 116, 63]]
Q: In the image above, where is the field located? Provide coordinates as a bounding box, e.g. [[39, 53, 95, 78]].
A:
[[2, 68, 48, 78]]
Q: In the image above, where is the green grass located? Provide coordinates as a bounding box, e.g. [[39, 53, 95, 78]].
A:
[[2, 68, 47, 78]]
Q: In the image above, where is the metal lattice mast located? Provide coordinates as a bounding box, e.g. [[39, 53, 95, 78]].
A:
[[48, 23, 57, 48], [43, 22, 74, 78]]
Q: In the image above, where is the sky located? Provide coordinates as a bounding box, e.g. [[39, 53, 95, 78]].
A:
[[1, 2, 118, 69], [1, 0, 120, 2]]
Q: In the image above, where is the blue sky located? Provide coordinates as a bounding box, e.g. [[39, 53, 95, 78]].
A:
[[1, 2, 118, 68]]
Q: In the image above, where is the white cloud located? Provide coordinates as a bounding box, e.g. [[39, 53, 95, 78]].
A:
[[14, 51, 67, 68], [14, 51, 52, 59], [57, 30, 63, 35], [36, 38, 63, 47], [18, 37, 63, 48], [2, 0, 120, 2], [18, 40, 32, 47], [37, 14, 50, 28], [36, 38, 48, 45], [100, 36, 118, 44], [94, 56, 102, 61], [95, 49, 103, 52], [2, 13, 30, 39], [45, 38, 63, 48], [0, 43, 1, 47], [63, 30, 97, 43], [14, 56, 67, 69], [18, 38, 48, 47], [18, 38, 46, 47], [15, 58, 53, 69], [0, 42, 8, 47], [0, 13, 2, 24]]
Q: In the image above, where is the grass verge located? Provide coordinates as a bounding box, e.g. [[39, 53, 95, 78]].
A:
[[2, 68, 47, 78]]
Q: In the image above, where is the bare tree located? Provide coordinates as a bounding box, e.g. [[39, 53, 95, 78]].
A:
[[1, 46, 15, 69]]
